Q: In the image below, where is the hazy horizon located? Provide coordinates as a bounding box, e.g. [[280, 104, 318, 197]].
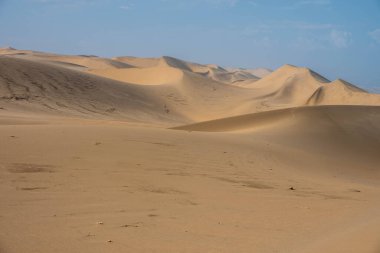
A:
[[1, 0, 380, 90]]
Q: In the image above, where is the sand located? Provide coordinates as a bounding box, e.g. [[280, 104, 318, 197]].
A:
[[1, 48, 380, 253]]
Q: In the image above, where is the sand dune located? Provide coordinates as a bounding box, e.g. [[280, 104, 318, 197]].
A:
[[172, 105, 380, 172], [172, 105, 380, 160], [112, 55, 260, 85], [0, 56, 185, 124], [89, 63, 184, 85], [307, 79, 380, 105], [0, 47, 133, 71], [236, 64, 380, 108], [1, 48, 380, 253], [0, 55, 254, 123], [2, 49, 380, 122], [113, 56, 161, 68], [202, 67, 260, 84], [158, 57, 261, 84], [227, 67, 273, 78], [173, 105, 379, 132], [239, 64, 329, 103], [0, 54, 269, 123], [46, 55, 133, 70]]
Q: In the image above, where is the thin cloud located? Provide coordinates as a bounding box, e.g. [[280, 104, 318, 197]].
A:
[[285, 0, 331, 9], [31, 0, 99, 5], [31, 0, 119, 6], [120, 3, 133, 11], [369, 29, 380, 44], [241, 21, 336, 35], [207, 0, 239, 6], [330, 30, 352, 48], [160, 0, 239, 7], [294, 21, 333, 30], [297, 0, 331, 5], [292, 36, 327, 51]]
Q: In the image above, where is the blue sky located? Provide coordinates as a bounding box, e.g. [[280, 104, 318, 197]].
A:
[[0, 0, 380, 90]]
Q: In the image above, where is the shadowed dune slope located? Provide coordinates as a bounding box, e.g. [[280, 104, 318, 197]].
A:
[[172, 105, 380, 133], [173, 105, 380, 177]]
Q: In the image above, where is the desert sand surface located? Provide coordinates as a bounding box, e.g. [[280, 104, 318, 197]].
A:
[[1, 48, 380, 253]]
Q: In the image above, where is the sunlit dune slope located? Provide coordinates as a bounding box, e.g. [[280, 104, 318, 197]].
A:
[[0, 56, 185, 124]]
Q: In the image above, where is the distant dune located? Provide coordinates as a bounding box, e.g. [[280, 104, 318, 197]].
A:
[[226, 67, 273, 78], [2, 48, 379, 123]]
